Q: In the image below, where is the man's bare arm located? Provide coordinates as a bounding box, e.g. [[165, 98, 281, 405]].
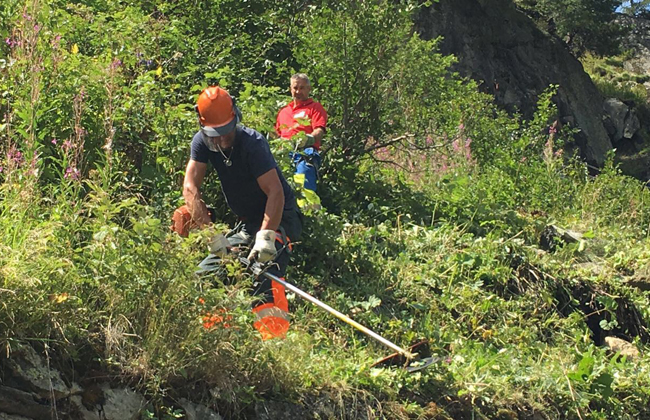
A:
[[182, 159, 212, 226], [312, 127, 325, 145], [257, 168, 284, 232]]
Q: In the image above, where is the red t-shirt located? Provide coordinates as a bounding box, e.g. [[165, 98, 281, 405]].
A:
[[275, 99, 327, 150]]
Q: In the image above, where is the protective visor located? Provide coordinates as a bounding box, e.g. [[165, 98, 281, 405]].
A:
[[194, 104, 237, 138]]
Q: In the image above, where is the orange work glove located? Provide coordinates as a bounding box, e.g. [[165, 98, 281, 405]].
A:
[[171, 205, 196, 237]]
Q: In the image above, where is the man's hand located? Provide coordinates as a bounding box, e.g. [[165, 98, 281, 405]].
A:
[[248, 229, 277, 262], [300, 134, 315, 148], [208, 233, 230, 257]]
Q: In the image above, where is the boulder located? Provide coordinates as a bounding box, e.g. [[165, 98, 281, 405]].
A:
[[539, 224, 584, 252], [0, 386, 52, 419], [626, 276, 650, 291], [618, 14, 650, 80], [0, 413, 32, 420], [3, 345, 69, 400], [72, 384, 146, 420], [604, 336, 640, 361], [603, 98, 641, 142], [179, 398, 222, 420]]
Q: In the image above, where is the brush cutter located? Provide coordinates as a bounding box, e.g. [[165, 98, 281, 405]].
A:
[[196, 253, 440, 372]]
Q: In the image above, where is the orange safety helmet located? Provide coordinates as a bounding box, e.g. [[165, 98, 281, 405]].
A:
[[195, 86, 242, 137]]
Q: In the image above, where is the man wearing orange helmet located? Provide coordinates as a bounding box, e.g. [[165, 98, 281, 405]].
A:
[[176, 86, 302, 340]]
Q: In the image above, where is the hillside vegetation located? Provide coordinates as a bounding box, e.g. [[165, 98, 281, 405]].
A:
[[1, 0, 649, 419]]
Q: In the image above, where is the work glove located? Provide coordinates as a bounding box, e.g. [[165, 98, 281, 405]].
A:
[[297, 134, 315, 149], [247, 229, 277, 263], [208, 233, 230, 257]]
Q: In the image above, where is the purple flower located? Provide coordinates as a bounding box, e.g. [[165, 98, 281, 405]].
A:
[[64, 167, 80, 180], [62, 140, 73, 151], [110, 58, 122, 69], [5, 37, 11, 45], [8, 150, 23, 163], [0, 166, 3, 173], [34, 24, 40, 33], [51, 138, 57, 145]]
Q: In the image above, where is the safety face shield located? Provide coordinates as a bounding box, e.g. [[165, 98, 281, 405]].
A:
[[201, 133, 220, 152], [195, 104, 237, 139]]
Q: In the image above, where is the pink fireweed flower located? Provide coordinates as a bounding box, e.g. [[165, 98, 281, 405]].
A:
[[64, 167, 80, 180], [34, 25, 40, 33], [62, 140, 73, 151], [51, 138, 57, 145], [452, 138, 461, 153], [8, 150, 23, 164]]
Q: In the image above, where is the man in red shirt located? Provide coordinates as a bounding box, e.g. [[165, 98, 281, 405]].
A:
[[275, 74, 327, 202], [275, 74, 327, 150]]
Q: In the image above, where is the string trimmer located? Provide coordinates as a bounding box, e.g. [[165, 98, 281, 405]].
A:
[[197, 253, 440, 372]]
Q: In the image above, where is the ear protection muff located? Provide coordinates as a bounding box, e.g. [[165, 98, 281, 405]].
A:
[[231, 97, 242, 124]]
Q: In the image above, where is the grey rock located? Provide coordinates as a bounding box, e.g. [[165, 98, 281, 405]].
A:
[[618, 14, 650, 78], [71, 385, 145, 420], [4, 345, 69, 399], [603, 98, 631, 142], [604, 336, 640, 361], [0, 413, 32, 420], [179, 398, 222, 420], [625, 277, 650, 291], [603, 98, 641, 142], [0, 385, 52, 419], [540, 224, 584, 252], [623, 109, 641, 139], [102, 386, 146, 420]]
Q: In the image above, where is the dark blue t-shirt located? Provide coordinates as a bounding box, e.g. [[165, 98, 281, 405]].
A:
[[190, 126, 296, 224]]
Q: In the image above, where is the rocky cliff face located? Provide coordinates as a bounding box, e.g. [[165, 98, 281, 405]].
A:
[[415, 0, 614, 166], [619, 13, 650, 82]]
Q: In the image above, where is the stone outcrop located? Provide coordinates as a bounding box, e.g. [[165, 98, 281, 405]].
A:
[[604, 336, 640, 361], [415, 0, 614, 165], [618, 13, 650, 86], [603, 98, 641, 143], [0, 345, 152, 420]]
